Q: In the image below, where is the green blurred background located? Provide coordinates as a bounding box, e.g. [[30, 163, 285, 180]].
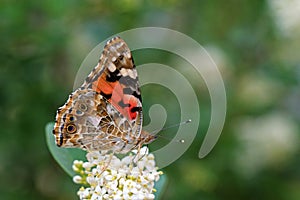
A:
[[1, 0, 300, 199]]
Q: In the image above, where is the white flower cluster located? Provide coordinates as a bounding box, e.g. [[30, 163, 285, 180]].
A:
[[72, 147, 162, 200]]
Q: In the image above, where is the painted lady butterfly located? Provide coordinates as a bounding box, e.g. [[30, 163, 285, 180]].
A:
[[53, 37, 156, 153]]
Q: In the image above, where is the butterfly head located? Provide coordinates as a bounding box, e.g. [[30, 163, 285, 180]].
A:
[[137, 130, 158, 146]]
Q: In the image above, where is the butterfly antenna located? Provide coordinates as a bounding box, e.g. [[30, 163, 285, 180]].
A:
[[149, 119, 191, 143], [150, 119, 191, 135]]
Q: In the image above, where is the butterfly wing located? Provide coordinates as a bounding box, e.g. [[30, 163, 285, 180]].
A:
[[83, 37, 143, 123], [53, 37, 144, 153]]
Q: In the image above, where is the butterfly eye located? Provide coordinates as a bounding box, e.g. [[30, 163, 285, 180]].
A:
[[66, 124, 77, 134]]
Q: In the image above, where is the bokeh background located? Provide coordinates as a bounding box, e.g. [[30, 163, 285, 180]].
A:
[[1, 0, 300, 199]]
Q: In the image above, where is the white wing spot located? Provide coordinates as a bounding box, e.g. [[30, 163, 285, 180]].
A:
[[108, 63, 116, 72], [128, 69, 135, 79], [133, 70, 137, 77], [125, 51, 131, 58], [120, 68, 128, 76]]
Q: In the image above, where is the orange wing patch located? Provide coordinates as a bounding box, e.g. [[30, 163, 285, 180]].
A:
[[92, 74, 139, 121]]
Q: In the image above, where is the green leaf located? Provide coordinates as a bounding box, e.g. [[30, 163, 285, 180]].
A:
[[45, 122, 86, 177], [155, 174, 168, 200]]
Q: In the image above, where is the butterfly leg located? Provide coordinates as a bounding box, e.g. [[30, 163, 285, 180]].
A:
[[132, 144, 148, 163], [97, 152, 114, 177]]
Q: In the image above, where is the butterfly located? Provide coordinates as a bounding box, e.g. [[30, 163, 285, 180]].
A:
[[53, 37, 157, 154]]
